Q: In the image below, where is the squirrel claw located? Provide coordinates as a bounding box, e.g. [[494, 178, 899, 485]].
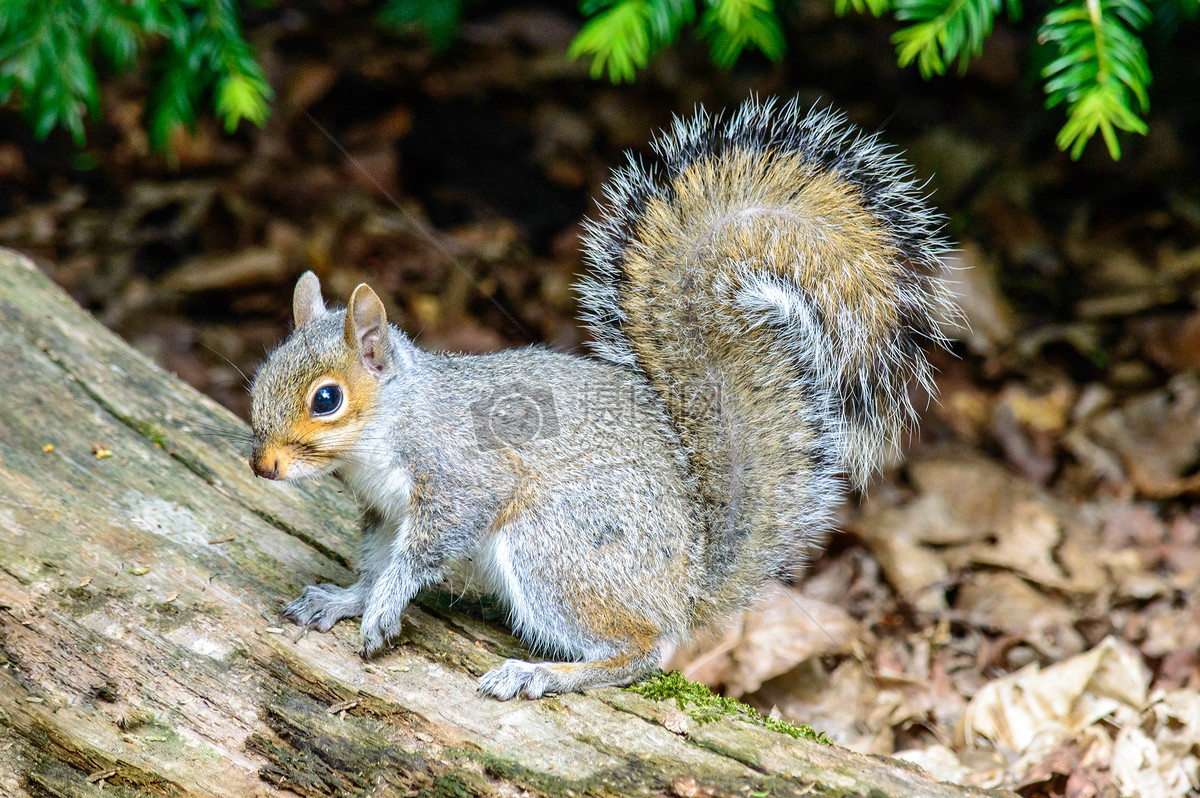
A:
[[357, 630, 388, 659], [358, 611, 401, 658], [283, 583, 363, 632]]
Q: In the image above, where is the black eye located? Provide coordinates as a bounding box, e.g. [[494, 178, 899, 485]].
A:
[[311, 384, 342, 416]]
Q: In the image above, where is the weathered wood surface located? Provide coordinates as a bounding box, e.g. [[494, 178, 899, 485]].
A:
[[0, 249, 1012, 798]]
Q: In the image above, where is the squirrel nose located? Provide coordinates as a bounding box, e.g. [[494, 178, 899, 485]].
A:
[[250, 454, 280, 480]]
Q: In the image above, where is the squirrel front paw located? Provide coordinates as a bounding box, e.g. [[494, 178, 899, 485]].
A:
[[283, 583, 363, 632], [358, 606, 403, 658], [478, 660, 552, 700]]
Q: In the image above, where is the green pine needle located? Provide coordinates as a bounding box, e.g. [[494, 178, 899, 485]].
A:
[[0, 0, 273, 151], [1039, 0, 1151, 158], [835, 0, 894, 18], [216, 72, 271, 133], [569, 0, 783, 80], [0, 0, 1175, 163], [891, 0, 1003, 77], [148, 58, 196, 151], [0, 1, 96, 145], [568, 1, 655, 82], [699, 0, 786, 68]]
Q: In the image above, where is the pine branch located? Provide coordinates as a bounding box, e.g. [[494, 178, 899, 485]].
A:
[[146, 0, 273, 150], [0, 0, 272, 150], [891, 0, 1004, 76], [0, 0, 96, 145], [569, 0, 654, 82], [835, 0, 894, 18], [568, 0, 697, 82], [568, 0, 783, 81], [1039, 0, 1151, 158], [698, 0, 785, 68]]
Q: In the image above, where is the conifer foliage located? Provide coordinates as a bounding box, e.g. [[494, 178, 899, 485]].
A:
[[570, 0, 1194, 160], [0, 0, 1193, 160], [1039, 0, 1154, 158], [0, 0, 272, 150]]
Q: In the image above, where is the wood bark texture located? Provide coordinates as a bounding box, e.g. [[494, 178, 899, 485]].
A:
[[0, 249, 1013, 798]]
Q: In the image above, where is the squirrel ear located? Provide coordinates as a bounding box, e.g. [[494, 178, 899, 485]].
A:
[[293, 271, 327, 327], [345, 283, 391, 374]]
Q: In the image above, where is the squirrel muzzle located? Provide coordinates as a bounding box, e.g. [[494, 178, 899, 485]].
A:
[[250, 446, 287, 480]]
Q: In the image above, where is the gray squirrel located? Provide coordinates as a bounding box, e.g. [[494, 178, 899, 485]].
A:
[[248, 97, 956, 700]]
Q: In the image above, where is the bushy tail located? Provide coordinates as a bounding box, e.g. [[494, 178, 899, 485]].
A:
[[575, 97, 957, 616]]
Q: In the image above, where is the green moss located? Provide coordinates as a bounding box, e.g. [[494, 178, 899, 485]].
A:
[[430, 772, 479, 798], [627, 670, 832, 744]]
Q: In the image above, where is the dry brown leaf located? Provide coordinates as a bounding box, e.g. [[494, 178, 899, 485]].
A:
[[999, 383, 1075, 434], [1088, 376, 1200, 498], [1099, 502, 1166, 548], [954, 571, 1083, 658], [1014, 738, 1081, 794], [725, 583, 868, 697], [968, 500, 1105, 593], [894, 744, 971, 784], [956, 636, 1148, 753], [752, 659, 893, 754], [908, 450, 1041, 535], [942, 245, 1016, 356], [1053, 521, 1109, 595], [1112, 728, 1167, 797], [1062, 428, 1125, 485], [1014, 735, 1118, 798], [858, 449, 1107, 617], [1141, 602, 1200, 657], [900, 451, 1105, 594], [1157, 651, 1200, 691], [852, 497, 952, 613], [990, 403, 1056, 484], [285, 61, 339, 111], [939, 385, 994, 443], [867, 671, 960, 733], [1129, 690, 1200, 794], [955, 748, 1010, 790], [968, 500, 1061, 585], [1135, 312, 1200, 373]]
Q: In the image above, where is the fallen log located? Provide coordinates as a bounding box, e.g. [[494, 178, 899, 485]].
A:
[[0, 249, 1012, 797]]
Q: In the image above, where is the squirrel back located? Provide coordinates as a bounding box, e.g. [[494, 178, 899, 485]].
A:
[[576, 98, 956, 617]]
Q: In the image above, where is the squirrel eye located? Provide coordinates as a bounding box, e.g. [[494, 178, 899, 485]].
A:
[[310, 384, 343, 417]]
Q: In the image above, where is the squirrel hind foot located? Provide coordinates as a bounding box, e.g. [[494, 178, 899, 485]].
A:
[[478, 650, 660, 701]]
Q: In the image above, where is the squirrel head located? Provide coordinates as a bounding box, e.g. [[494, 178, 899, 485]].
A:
[[248, 271, 396, 481]]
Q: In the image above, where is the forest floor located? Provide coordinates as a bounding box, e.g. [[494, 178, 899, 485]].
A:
[[2, 3, 1198, 796]]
